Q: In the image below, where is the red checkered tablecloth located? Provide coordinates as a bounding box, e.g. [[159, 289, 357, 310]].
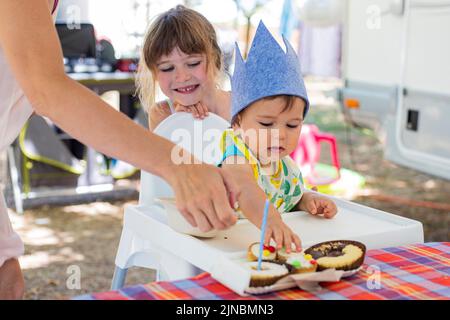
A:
[[76, 242, 450, 300]]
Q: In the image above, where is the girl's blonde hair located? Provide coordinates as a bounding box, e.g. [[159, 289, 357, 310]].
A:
[[136, 5, 223, 111]]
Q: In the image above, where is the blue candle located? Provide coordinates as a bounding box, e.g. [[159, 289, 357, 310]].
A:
[[257, 199, 271, 270]]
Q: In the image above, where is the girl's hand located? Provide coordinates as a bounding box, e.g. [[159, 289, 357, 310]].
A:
[[302, 193, 338, 219], [174, 101, 209, 119], [263, 216, 302, 253]]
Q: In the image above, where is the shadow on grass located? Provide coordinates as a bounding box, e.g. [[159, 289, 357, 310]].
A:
[[14, 201, 155, 299]]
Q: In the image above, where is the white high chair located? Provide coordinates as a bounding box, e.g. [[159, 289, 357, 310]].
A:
[[111, 113, 424, 292], [111, 113, 230, 289]]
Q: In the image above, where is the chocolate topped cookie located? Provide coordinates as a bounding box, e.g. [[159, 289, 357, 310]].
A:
[[304, 240, 366, 271]]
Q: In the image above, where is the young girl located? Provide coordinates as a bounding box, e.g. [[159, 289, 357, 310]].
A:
[[219, 21, 338, 253], [136, 5, 231, 130]]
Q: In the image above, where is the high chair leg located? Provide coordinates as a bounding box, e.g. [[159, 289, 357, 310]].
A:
[[111, 266, 128, 290]]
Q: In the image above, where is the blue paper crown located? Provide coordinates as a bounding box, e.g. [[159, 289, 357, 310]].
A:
[[231, 21, 310, 120]]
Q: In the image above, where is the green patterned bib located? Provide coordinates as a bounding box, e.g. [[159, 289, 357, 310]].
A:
[[219, 129, 304, 213]]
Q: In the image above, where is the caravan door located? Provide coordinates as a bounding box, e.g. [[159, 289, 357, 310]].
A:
[[341, 0, 450, 180]]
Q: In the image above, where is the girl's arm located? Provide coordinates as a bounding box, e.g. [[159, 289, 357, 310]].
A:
[[173, 102, 209, 119], [0, 0, 238, 232], [221, 157, 302, 252], [148, 102, 172, 131]]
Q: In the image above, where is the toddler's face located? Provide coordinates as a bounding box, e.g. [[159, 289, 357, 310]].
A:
[[234, 96, 305, 166], [155, 47, 211, 106]]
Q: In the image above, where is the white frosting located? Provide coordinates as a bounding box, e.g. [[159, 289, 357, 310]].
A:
[[286, 253, 314, 269], [243, 261, 288, 277], [250, 243, 276, 260]]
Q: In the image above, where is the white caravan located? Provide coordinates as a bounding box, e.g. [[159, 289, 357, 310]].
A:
[[300, 0, 450, 180]]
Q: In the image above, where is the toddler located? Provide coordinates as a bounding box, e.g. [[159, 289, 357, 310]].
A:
[[219, 22, 338, 252]]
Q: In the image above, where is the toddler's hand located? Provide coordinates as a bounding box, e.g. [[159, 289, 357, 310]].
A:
[[263, 216, 302, 253], [303, 193, 338, 219], [174, 101, 209, 119]]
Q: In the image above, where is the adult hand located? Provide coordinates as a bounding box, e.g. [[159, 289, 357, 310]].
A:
[[166, 163, 240, 232]]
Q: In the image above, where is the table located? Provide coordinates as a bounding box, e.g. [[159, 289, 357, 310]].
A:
[[76, 242, 450, 300], [68, 72, 135, 96]]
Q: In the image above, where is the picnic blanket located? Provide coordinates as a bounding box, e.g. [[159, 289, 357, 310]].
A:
[[76, 242, 450, 300]]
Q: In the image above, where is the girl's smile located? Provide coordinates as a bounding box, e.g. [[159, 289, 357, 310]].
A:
[[173, 84, 200, 94]]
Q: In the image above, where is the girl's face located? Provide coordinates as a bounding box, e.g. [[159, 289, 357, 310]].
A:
[[234, 97, 305, 166], [155, 47, 211, 106]]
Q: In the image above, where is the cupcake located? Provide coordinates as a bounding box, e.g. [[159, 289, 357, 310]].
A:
[[276, 246, 297, 263], [247, 242, 277, 261], [243, 261, 289, 287], [285, 253, 317, 274], [304, 240, 366, 271]]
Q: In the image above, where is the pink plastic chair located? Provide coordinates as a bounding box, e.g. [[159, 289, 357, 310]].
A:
[[290, 124, 341, 186]]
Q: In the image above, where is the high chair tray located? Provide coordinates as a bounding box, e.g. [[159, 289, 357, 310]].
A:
[[126, 195, 423, 278]]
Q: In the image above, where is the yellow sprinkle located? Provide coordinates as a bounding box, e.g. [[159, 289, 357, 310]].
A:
[[263, 250, 270, 257], [305, 254, 313, 260]]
